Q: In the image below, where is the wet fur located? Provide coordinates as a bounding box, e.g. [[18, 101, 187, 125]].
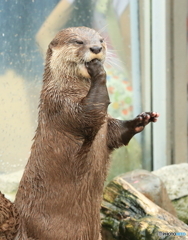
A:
[[0, 193, 19, 240], [12, 27, 158, 240]]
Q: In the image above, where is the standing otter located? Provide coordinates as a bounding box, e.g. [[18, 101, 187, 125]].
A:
[[14, 27, 159, 240]]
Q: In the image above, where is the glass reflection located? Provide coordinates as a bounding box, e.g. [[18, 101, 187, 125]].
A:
[[0, 0, 141, 186]]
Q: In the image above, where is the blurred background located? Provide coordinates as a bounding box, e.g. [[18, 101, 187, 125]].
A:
[[0, 0, 187, 188]]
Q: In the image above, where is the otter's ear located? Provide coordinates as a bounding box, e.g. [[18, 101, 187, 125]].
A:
[[49, 39, 58, 49]]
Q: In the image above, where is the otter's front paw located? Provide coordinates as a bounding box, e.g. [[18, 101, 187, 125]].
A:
[[85, 59, 106, 80], [127, 112, 159, 134]]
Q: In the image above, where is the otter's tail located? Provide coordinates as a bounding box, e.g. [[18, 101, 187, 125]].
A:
[[0, 192, 19, 240]]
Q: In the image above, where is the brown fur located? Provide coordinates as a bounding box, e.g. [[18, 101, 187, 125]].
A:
[[13, 27, 158, 240], [0, 193, 19, 240]]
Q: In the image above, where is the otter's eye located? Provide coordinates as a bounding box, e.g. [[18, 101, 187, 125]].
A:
[[75, 40, 84, 45], [100, 39, 104, 43]]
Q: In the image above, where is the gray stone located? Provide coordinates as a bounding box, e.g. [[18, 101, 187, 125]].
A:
[[120, 169, 176, 216], [172, 196, 188, 224], [153, 163, 188, 225], [153, 163, 188, 200]]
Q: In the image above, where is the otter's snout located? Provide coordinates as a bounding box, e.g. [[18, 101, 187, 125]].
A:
[[90, 46, 102, 54]]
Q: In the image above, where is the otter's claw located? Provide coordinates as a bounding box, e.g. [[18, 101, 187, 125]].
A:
[[85, 59, 105, 79], [134, 112, 159, 133], [125, 112, 159, 134]]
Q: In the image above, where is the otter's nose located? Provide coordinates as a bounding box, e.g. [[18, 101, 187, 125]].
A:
[[90, 46, 102, 54]]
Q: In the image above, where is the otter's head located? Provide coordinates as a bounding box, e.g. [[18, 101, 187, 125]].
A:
[[46, 27, 106, 78]]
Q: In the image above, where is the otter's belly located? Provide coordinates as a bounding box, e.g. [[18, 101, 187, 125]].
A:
[[88, 121, 110, 181], [15, 122, 110, 240]]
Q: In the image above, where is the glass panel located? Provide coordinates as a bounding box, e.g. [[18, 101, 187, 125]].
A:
[[0, 1, 60, 200], [0, 0, 152, 199], [151, 0, 188, 169]]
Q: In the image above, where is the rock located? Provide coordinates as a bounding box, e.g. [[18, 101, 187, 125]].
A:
[[0, 170, 23, 202], [172, 196, 188, 224], [153, 163, 188, 200], [153, 163, 188, 224], [101, 176, 188, 240], [120, 169, 176, 216]]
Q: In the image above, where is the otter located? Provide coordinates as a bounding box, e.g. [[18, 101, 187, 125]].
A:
[[14, 27, 159, 240]]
